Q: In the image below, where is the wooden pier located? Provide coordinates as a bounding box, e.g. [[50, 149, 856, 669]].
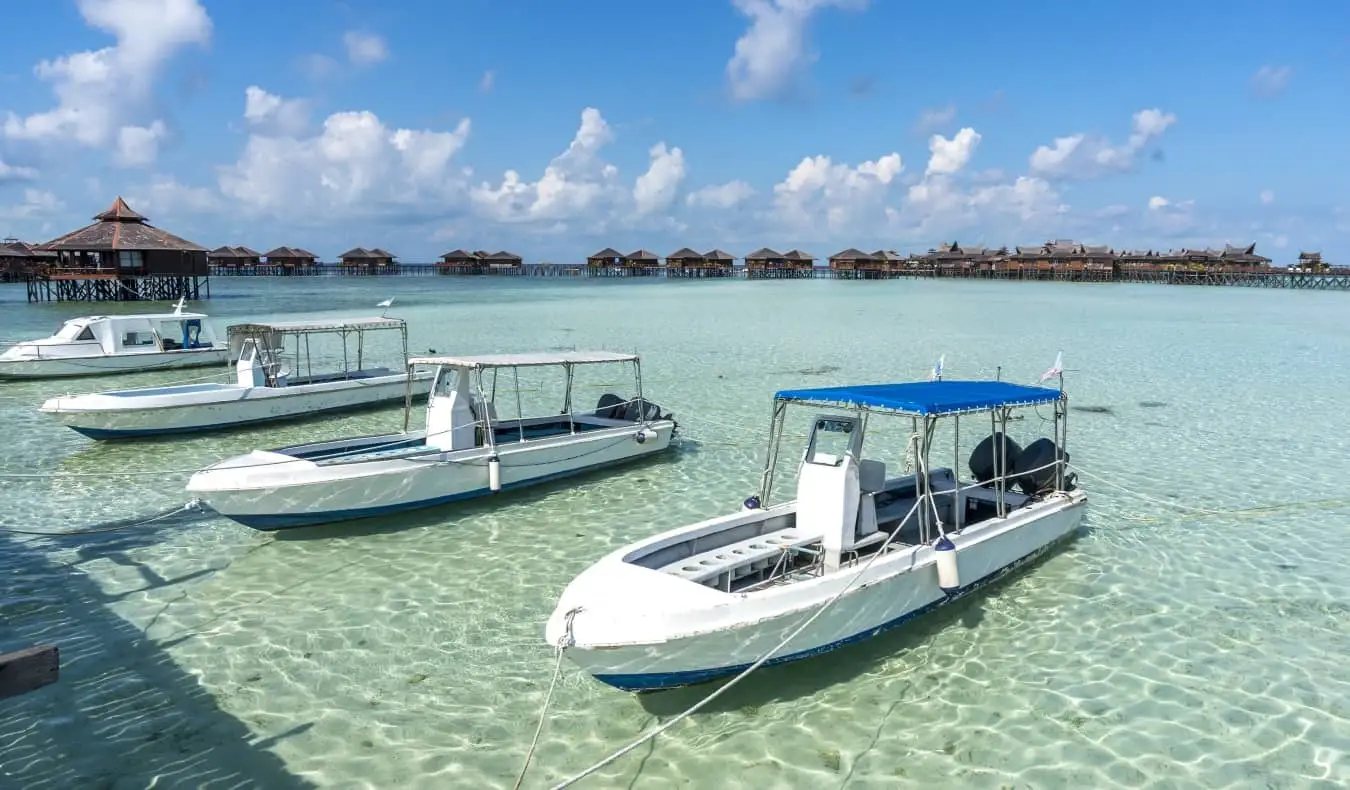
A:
[[26, 270, 209, 302]]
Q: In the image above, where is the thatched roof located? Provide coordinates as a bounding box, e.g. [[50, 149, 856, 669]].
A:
[[626, 249, 659, 262], [481, 250, 522, 262], [41, 196, 206, 252], [703, 249, 735, 261], [440, 249, 479, 260], [588, 247, 624, 260], [782, 249, 815, 261], [263, 246, 317, 260], [667, 247, 704, 260], [339, 247, 393, 260], [745, 247, 781, 260], [829, 248, 871, 261]]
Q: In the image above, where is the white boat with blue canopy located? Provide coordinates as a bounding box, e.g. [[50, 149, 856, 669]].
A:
[[185, 350, 678, 530], [0, 298, 227, 379], [547, 367, 1086, 692], [38, 316, 433, 439]]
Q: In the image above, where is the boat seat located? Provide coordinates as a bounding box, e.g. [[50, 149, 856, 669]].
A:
[[664, 526, 818, 589]]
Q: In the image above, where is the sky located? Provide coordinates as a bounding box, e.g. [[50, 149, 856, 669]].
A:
[[0, 0, 1346, 264]]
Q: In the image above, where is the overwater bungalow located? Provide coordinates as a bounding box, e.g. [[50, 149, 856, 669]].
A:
[[666, 247, 706, 278], [744, 247, 786, 279], [625, 249, 662, 276], [1294, 251, 1327, 272], [828, 248, 879, 278], [703, 249, 737, 277], [262, 247, 320, 274], [438, 249, 479, 274], [207, 246, 263, 269], [338, 247, 397, 275], [0, 238, 55, 282], [587, 247, 628, 277], [27, 196, 209, 302], [479, 250, 524, 274]]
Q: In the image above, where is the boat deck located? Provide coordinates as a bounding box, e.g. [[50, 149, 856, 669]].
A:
[[293, 417, 622, 465]]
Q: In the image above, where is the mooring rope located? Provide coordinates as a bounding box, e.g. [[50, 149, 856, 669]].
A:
[[0, 498, 202, 537], [515, 608, 580, 789]]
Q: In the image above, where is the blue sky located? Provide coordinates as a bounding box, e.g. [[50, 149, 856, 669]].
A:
[[0, 0, 1346, 263]]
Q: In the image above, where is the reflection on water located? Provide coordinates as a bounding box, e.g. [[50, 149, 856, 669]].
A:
[[3, 277, 1350, 788]]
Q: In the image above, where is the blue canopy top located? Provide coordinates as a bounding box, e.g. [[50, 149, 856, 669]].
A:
[[774, 380, 1063, 416]]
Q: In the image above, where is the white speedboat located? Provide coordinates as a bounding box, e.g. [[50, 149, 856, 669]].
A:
[[39, 316, 434, 439], [547, 369, 1086, 692], [186, 351, 677, 530], [0, 298, 227, 379]]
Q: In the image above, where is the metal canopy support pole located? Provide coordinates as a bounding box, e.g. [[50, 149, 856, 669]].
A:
[[356, 327, 364, 372], [758, 400, 787, 503], [477, 369, 497, 454], [513, 366, 525, 443], [991, 409, 1003, 518], [342, 330, 350, 378], [564, 363, 575, 434], [953, 414, 962, 533], [997, 407, 1009, 517]]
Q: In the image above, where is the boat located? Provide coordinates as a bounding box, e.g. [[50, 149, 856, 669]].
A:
[[38, 316, 435, 439], [185, 350, 678, 530], [545, 370, 1086, 692], [0, 298, 227, 379]]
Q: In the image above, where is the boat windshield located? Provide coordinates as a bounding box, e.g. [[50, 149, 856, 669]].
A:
[[53, 321, 91, 341]]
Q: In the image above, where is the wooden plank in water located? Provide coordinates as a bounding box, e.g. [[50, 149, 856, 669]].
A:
[[0, 644, 59, 699]]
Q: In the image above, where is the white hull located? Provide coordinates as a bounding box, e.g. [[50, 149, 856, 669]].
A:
[[39, 371, 434, 439], [0, 347, 229, 379], [548, 491, 1086, 691], [186, 418, 676, 530]]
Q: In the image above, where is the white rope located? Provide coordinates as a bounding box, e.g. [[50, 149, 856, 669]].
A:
[[547, 498, 923, 790], [0, 498, 201, 536], [515, 608, 579, 789]]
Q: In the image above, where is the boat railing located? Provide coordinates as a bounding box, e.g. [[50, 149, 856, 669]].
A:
[[739, 456, 1070, 590]]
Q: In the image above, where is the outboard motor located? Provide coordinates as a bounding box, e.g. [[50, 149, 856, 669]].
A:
[[594, 393, 626, 419], [968, 432, 1022, 486], [1012, 437, 1069, 496]]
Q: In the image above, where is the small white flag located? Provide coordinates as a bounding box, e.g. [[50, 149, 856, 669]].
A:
[[1039, 351, 1063, 383], [929, 354, 945, 382]]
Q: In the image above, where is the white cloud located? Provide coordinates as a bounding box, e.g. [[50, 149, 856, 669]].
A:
[[771, 151, 902, 233], [127, 175, 219, 214], [1251, 65, 1292, 99], [1029, 108, 1175, 180], [2, 0, 210, 165], [480, 70, 495, 93], [471, 107, 626, 227], [343, 32, 388, 67], [299, 53, 340, 80], [633, 143, 687, 216], [243, 86, 310, 137], [0, 188, 65, 221], [1260, 189, 1275, 205], [0, 158, 39, 182], [687, 180, 756, 209], [219, 89, 472, 222], [726, 0, 866, 102], [1148, 195, 1169, 211], [115, 120, 166, 167], [925, 127, 981, 176], [914, 105, 956, 134]]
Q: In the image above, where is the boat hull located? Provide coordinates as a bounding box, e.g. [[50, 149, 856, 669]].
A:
[[40, 372, 434, 439], [0, 347, 230, 379], [552, 493, 1085, 692], [186, 420, 676, 530]]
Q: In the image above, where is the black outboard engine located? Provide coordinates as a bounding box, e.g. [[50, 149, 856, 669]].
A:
[[1012, 437, 1070, 496], [968, 432, 1022, 486], [595, 393, 626, 419]]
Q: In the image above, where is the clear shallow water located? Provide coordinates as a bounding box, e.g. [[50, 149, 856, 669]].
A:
[[2, 277, 1349, 789]]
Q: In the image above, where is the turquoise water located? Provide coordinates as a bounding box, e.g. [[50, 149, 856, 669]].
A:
[[2, 277, 1349, 788]]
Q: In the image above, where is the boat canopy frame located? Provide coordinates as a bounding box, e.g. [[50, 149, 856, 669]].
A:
[[759, 378, 1069, 544], [401, 351, 646, 444], [225, 316, 410, 387]]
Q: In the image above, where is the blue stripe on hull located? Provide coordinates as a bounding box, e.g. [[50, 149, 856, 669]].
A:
[[591, 532, 1076, 692], [64, 393, 430, 440], [217, 451, 667, 530]]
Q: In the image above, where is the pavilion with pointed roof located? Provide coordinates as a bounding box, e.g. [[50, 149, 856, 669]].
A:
[[26, 197, 210, 302]]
